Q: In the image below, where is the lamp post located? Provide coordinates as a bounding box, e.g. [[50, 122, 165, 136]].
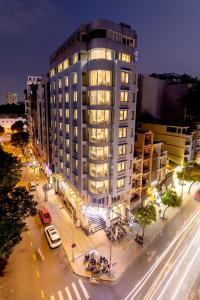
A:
[[71, 207, 75, 262], [109, 206, 113, 265]]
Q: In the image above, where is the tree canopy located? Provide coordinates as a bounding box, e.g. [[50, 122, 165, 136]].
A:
[[0, 103, 25, 117], [134, 204, 157, 238], [11, 120, 25, 133], [11, 131, 29, 156], [161, 189, 182, 218], [0, 125, 5, 136], [177, 163, 200, 193]]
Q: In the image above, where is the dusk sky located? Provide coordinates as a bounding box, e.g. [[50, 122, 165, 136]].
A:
[[0, 0, 200, 103]]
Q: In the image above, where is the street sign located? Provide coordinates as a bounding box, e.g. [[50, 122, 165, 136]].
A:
[[71, 243, 76, 248]]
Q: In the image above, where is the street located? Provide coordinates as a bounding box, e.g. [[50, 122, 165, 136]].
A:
[[1, 163, 200, 300]]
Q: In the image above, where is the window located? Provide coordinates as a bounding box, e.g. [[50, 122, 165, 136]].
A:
[[89, 90, 111, 105], [74, 143, 78, 153], [117, 162, 125, 173], [66, 124, 69, 133], [119, 110, 128, 121], [166, 127, 177, 133], [66, 109, 69, 119], [58, 63, 63, 73], [89, 128, 109, 142], [66, 153, 70, 162], [59, 95, 62, 103], [89, 163, 109, 177], [119, 127, 127, 138], [89, 110, 110, 124], [58, 79, 62, 89], [119, 53, 131, 62], [59, 122, 62, 130], [74, 109, 78, 120], [59, 109, 62, 118], [72, 53, 78, 64], [74, 126, 78, 136], [89, 179, 109, 194], [73, 91, 78, 102], [89, 48, 113, 60], [66, 167, 70, 176], [63, 59, 69, 70], [50, 68, 55, 77], [120, 91, 128, 102], [64, 92, 69, 102], [133, 93, 135, 103], [121, 71, 129, 84], [117, 178, 125, 189], [64, 76, 69, 87], [89, 146, 109, 160], [74, 159, 78, 170], [118, 145, 126, 155], [72, 73, 77, 84], [66, 138, 69, 148], [89, 70, 112, 86]]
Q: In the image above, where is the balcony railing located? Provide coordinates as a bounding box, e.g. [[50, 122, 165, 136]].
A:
[[89, 186, 108, 195], [89, 153, 109, 161]]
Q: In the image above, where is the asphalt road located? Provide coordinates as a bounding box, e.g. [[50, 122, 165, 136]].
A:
[[1, 163, 200, 300]]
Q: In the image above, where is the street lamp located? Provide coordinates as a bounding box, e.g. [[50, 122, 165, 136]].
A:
[[109, 206, 113, 265], [71, 207, 76, 262]]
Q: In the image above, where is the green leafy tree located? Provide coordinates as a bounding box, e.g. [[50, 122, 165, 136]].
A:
[[11, 120, 24, 133], [0, 146, 22, 193], [11, 131, 29, 159], [134, 204, 157, 238], [177, 163, 200, 193], [0, 125, 5, 136], [161, 189, 182, 218], [0, 187, 37, 263]]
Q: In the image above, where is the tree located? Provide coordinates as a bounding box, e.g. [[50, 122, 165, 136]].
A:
[[11, 131, 29, 159], [177, 163, 200, 193], [161, 189, 182, 218], [11, 120, 25, 133], [0, 146, 22, 193], [0, 187, 38, 262], [134, 204, 157, 238], [0, 125, 5, 136]]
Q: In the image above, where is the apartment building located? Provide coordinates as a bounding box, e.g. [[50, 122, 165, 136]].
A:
[[139, 123, 194, 165], [6, 92, 18, 104], [50, 19, 138, 227], [130, 129, 167, 211]]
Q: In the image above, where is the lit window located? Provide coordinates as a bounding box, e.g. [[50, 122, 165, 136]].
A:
[[74, 143, 78, 153], [66, 153, 70, 161], [89, 179, 109, 194], [72, 73, 77, 84], [50, 68, 55, 77], [74, 159, 78, 169], [66, 138, 69, 148], [118, 145, 126, 155], [64, 92, 69, 102], [66, 109, 69, 119], [89, 110, 110, 124], [74, 109, 78, 119], [89, 90, 111, 105], [59, 122, 62, 130], [74, 126, 78, 136], [121, 71, 129, 84], [58, 63, 63, 73], [72, 53, 78, 64], [89, 163, 109, 177], [119, 110, 128, 121], [89, 49, 113, 60], [89, 70, 112, 86], [66, 124, 69, 133], [119, 53, 131, 62], [73, 91, 78, 102], [89, 128, 109, 142], [63, 59, 69, 70], [117, 162, 125, 173], [66, 167, 70, 176], [120, 91, 128, 102], [89, 146, 109, 160], [117, 178, 125, 189], [64, 76, 69, 87], [119, 127, 127, 138], [58, 79, 62, 89], [59, 95, 62, 103], [59, 109, 62, 118]]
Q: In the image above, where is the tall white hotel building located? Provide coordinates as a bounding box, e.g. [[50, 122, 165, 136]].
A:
[[50, 19, 138, 229]]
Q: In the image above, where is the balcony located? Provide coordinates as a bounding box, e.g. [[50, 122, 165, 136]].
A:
[[143, 153, 150, 160], [89, 185, 108, 195], [130, 195, 141, 209], [142, 180, 149, 189], [184, 151, 190, 156], [185, 140, 191, 146], [90, 170, 109, 178], [161, 151, 167, 157], [132, 181, 141, 190], [133, 168, 142, 175], [143, 167, 150, 174]]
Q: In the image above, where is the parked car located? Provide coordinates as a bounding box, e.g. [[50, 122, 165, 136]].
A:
[[38, 207, 51, 224], [194, 190, 200, 201], [44, 225, 61, 248], [28, 182, 37, 191]]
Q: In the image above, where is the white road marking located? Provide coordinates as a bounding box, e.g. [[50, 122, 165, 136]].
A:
[[72, 282, 81, 300], [65, 286, 73, 300], [78, 279, 90, 299], [58, 290, 64, 300], [50, 296, 55, 300], [36, 247, 45, 261]]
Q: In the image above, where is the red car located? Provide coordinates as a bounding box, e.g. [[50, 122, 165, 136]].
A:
[[38, 207, 51, 224], [194, 190, 200, 201]]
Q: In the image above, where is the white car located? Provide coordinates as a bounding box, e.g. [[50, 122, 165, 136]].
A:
[[44, 225, 61, 248]]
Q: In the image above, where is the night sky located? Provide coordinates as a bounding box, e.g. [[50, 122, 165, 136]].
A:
[[0, 0, 200, 103]]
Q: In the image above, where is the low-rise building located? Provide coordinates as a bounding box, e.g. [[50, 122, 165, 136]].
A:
[[0, 117, 26, 133]]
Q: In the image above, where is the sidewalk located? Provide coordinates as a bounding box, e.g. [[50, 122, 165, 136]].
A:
[[37, 183, 195, 282]]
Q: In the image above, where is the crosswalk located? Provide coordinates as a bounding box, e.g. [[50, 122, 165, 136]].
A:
[[50, 279, 90, 300]]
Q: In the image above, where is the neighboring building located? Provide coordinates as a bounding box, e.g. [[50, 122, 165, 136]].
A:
[[6, 92, 18, 104], [36, 74, 52, 171], [24, 76, 42, 147], [0, 117, 26, 133], [139, 123, 195, 165], [50, 19, 138, 229], [130, 129, 167, 210]]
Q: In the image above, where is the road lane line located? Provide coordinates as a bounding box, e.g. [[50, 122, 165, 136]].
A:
[[36, 247, 45, 261], [30, 241, 33, 246], [36, 270, 40, 279], [41, 289, 45, 299], [58, 290, 64, 300], [32, 254, 36, 261], [124, 207, 200, 300], [72, 282, 81, 300], [50, 296, 55, 300], [65, 286, 73, 300], [78, 279, 90, 299]]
